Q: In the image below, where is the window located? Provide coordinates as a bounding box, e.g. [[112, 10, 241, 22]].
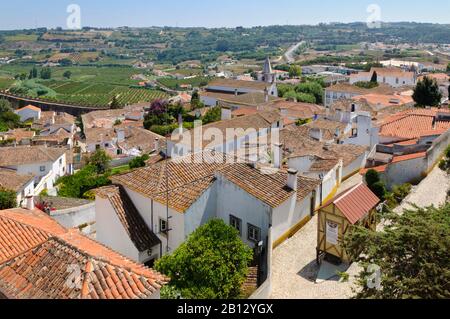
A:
[[59, 158, 62, 165], [159, 218, 168, 234], [247, 224, 261, 243], [230, 215, 242, 235], [39, 166, 46, 172]]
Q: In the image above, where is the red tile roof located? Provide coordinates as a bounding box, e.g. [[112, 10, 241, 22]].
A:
[[0, 208, 168, 299], [391, 152, 427, 163], [379, 108, 450, 139], [323, 183, 380, 225], [16, 105, 41, 112]]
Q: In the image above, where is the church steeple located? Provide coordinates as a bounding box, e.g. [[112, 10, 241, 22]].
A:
[[262, 56, 275, 84], [263, 56, 273, 75]]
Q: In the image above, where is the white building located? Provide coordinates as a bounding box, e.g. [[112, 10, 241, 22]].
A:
[[167, 110, 282, 158], [325, 83, 397, 108], [14, 105, 42, 122], [350, 67, 417, 88], [96, 185, 162, 267], [0, 146, 70, 195], [96, 152, 321, 264], [0, 168, 35, 207]]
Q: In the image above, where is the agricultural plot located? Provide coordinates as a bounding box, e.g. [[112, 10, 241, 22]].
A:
[[0, 63, 168, 107], [0, 78, 14, 90], [158, 76, 211, 90]]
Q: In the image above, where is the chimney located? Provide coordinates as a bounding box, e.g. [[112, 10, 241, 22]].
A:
[[25, 196, 34, 211], [178, 113, 183, 134], [154, 138, 160, 153], [272, 143, 283, 169], [309, 128, 323, 141], [221, 106, 232, 121], [287, 169, 298, 191], [264, 87, 269, 103]]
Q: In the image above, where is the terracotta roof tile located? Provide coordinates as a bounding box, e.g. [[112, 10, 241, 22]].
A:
[[0, 209, 168, 299], [323, 183, 380, 225], [0, 168, 34, 193], [96, 185, 160, 252], [0, 146, 66, 166], [379, 108, 450, 139], [112, 152, 231, 212], [218, 163, 321, 208]]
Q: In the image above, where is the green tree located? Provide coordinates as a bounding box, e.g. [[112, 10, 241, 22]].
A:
[[202, 106, 221, 124], [191, 91, 203, 110], [0, 99, 20, 130], [365, 169, 387, 200], [447, 63, 450, 73], [57, 165, 111, 199], [295, 82, 324, 104], [288, 65, 302, 78], [129, 154, 150, 169], [296, 92, 316, 104], [28, 66, 38, 79], [283, 90, 298, 101], [0, 188, 17, 210], [86, 149, 112, 174], [110, 96, 122, 109], [63, 71, 72, 79], [277, 84, 295, 97], [412, 76, 442, 107], [370, 71, 378, 83], [155, 219, 253, 299], [40, 67, 52, 80], [345, 204, 450, 299]]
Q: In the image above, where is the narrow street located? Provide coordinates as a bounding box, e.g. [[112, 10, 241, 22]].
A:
[[271, 166, 449, 299], [270, 174, 362, 299]]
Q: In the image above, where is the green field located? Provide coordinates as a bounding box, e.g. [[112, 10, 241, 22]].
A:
[[0, 78, 14, 90], [0, 63, 169, 107], [158, 76, 211, 90], [43, 81, 168, 107], [4, 34, 39, 42]]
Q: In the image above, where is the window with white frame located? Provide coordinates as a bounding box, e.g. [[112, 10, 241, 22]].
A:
[[247, 224, 261, 243], [159, 218, 168, 234]]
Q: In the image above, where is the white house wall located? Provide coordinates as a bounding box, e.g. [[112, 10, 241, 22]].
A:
[[215, 175, 272, 248], [95, 197, 141, 262], [16, 109, 40, 122], [342, 153, 368, 179], [184, 184, 217, 239], [384, 157, 427, 189], [124, 187, 185, 254]]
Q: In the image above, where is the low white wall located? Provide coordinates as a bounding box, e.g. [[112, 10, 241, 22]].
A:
[[50, 202, 95, 235]]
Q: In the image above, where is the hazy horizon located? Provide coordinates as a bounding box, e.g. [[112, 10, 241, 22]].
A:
[[1, 0, 450, 30]]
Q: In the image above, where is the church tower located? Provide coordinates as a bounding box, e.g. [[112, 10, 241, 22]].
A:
[[262, 56, 276, 84]]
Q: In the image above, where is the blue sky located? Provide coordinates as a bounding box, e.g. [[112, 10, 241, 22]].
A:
[[1, 0, 450, 30]]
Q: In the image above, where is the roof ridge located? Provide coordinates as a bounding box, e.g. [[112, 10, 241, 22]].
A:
[[334, 182, 364, 205]]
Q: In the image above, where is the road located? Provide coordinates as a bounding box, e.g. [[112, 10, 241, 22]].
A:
[[283, 41, 305, 64]]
